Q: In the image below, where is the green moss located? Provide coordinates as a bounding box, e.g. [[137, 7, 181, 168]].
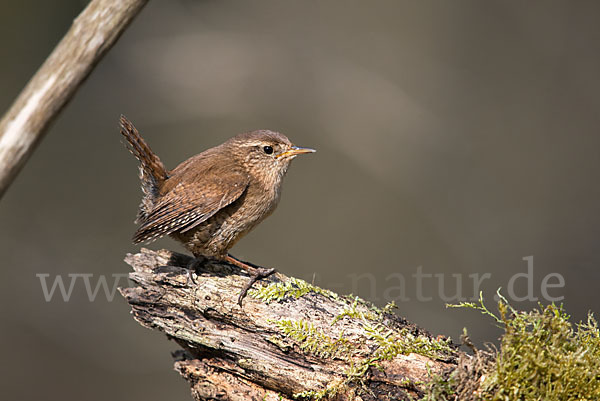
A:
[[382, 300, 399, 314], [274, 318, 351, 359], [261, 282, 454, 399], [487, 306, 600, 399], [420, 370, 455, 401], [293, 362, 372, 400], [362, 321, 453, 361], [249, 277, 339, 304], [274, 316, 369, 399], [446, 290, 504, 324], [332, 297, 451, 362], [269, 288, 456, 400], [332, 297, 380, 324], [293, 383, 342, 401], [293, 389, 326, 400], [448, 290, 600, 401], [275, 314, 454, 400]]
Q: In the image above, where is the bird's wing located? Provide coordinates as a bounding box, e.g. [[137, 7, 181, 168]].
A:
[[133, 168, 249, 243]]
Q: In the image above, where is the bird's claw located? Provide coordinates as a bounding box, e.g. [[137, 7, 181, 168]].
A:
[[237, 267, 276, 306], [186, 257, 205, 285]]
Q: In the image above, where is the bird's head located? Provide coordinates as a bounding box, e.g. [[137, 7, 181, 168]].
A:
[[228, 130, 315, 185]]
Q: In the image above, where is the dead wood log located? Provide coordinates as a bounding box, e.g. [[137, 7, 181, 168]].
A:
[[120, 249, 461, 400]]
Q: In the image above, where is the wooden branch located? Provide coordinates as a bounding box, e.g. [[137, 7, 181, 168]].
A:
[[0, 0, 148, 199], [120, 249, 463, 400]]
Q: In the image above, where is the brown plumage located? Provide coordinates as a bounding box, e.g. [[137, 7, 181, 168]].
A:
[[119, 115, 315, 292]]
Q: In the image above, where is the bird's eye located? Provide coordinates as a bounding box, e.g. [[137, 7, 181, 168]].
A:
[[263, 145, 274, 155]]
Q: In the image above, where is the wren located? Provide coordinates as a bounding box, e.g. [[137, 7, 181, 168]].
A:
[[119, 115, 315, 304]]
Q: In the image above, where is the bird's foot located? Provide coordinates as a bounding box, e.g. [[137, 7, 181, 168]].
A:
[[225, 254, 276, 306], [237, 267, 276, 306], [186, 256, 209, 285]]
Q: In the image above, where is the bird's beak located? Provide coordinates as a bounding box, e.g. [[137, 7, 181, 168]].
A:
[[276, 146, 316, 159]]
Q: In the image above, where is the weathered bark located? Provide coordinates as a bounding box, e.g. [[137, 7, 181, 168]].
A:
[[0, 0, 148, 199], [120, 249, 462, 400]]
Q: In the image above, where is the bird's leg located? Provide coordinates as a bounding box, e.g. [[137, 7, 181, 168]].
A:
[[186, 256, 209, 285], [224, 254, 276, 306]]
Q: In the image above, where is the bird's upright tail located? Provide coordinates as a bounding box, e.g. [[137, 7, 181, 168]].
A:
[[119, 115, 168, 223]]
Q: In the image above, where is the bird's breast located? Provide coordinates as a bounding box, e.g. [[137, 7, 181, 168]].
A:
[[180, 180, 282, 258], [234, 180, 282, 228]]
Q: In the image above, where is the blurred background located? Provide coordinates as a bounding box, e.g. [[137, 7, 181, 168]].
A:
[[2, 1, 600, 400]]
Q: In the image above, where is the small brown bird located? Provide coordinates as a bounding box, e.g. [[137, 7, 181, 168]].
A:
[[119, 115, 315, 303]]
